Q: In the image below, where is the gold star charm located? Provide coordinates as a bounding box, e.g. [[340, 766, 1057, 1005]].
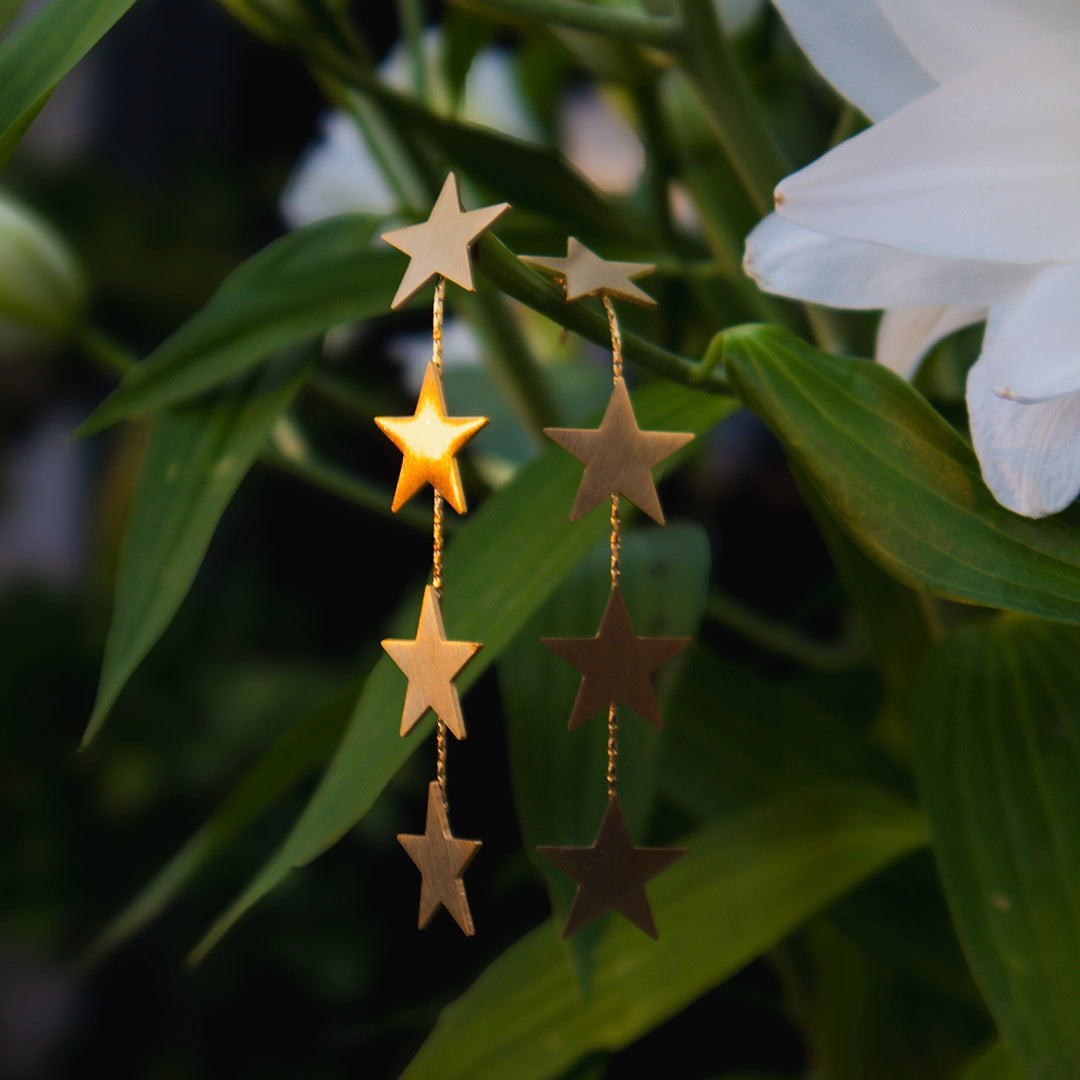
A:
[[375, 361, 488, 514], [522, 237, 656, 306], [399, 781, 482, 935], [541, 583, 688, 730], [545, 378, 693, 524], [382, 172, 510, 309], [538, 794, 685, 938], [382, 585, 481, 739]]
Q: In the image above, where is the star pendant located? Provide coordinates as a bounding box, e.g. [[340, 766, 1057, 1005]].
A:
[[545, 377, 693, 524], [382, 585, 481, 739], [542, 583, 688, 731], [375, 361, 488, 514], [399, 781, 482, 935], [521, 237, 656, 306], [538, 793, 686, 938], [381, 172, 510, 309]]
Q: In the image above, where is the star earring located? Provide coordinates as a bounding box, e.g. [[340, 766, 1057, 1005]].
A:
[[377, 172, 509, 936], [524, 237, 691, 939]]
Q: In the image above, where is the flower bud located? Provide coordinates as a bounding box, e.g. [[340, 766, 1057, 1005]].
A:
[[0, 192, 85, 353]]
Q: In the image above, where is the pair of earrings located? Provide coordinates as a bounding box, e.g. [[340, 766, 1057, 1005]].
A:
[[375, 173, 690, 940]]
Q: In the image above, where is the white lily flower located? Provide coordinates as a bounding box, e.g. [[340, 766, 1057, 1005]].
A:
[[743, 0, 1080, 517]]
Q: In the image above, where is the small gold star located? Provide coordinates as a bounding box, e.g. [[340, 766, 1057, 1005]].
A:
[[545, 378, 693, 524], [541, 583, 688, 731], [522, 237, 656, 306], [375, 361, 488, 514], [399, 781, 482, 935], [538, 794, 685, 938], [382, 585, 481, 739], [382, 172, 510, 309]]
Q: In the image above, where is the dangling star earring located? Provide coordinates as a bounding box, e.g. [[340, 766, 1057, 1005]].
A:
[[377, 172, 510, 936], [523, 237, 691, 939]]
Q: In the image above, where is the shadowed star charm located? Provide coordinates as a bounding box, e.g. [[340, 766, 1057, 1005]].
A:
[[375, 361, 488, 514], [399, 781, 482, 935], [542, 584, 689, 730], [382, 172, 510, 309], [382, 585, 481, 739], [538, 794, 686, 938], [522, 237, 656, 306], [545, 378, 693, 524]]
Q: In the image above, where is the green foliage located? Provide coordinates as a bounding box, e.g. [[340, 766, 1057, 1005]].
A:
[[5, 1, 1078, 1077], [915, 618, 1080, 1079]]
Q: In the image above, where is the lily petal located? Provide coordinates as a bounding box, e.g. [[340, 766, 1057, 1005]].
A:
[[876, 304, 985, 380], [876, 0, 1071, 83], [775, 37, 1080, 264], [770, 0, 936, 119], [744, 214, 1036, 308], [981, 264, 1080, 403], [967, 354, 1080, 517]]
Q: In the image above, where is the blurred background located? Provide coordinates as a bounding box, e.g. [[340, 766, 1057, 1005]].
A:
[[0, 1, 852, 1075]]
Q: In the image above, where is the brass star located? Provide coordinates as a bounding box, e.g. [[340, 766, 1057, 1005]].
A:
[[538, 794, 685, 938], [382, 585, 481, 739], [522, 237, 656, 306], [399, 781, 482, 935], [375, 360, 488, 514], [545, 378, 693, 524], [541, 583, 688, 731], [381, 172, 510, 309]]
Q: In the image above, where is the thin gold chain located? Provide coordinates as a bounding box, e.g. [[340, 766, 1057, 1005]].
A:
[[604, 293, 622, 798], [432, 276, 448, 793]]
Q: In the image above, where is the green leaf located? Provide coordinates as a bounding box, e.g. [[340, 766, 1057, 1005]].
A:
[[189, 379, 734, 963], [81, 677, 358, 966], [499, 522, 710, 985], [399, 786, 927, 1080], [960, 1044, 1028, 1080], [79, 215, 388, 434], [83, 346, 314, 746], [0, 0, 138, 163], [662, 646, 908, 818], [366, 81, 644, 243], [914, 616, 1080, 1079], [722, 324, 1080, 623], [663, 648, 979, 1006]]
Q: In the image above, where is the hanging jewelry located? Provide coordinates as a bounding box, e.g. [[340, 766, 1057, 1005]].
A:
[[524, 237, 691, 939], [377, 172, 509, 936]]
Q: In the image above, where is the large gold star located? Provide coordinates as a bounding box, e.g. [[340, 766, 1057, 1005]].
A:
[[522, 237, 656, 306], [375, 361, 488, 514], [545, 378, 693, 524], [541, 583, 688, 731], [538, 794, 685, 938], [382, 585, 481, 739], [399, 781, 482, 935], [381, 172, 510, 309]]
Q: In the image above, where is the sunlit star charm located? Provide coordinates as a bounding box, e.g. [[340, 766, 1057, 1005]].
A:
[[538, 794, 685, 938], [545, 378, 693, 524], [382, 585, 481, 739], [522, 237, 656, 306], [399, 781, 482, 935], [541, 584, 688, 730], [381, 172, 510, 309], [375, 361, 488, 514]]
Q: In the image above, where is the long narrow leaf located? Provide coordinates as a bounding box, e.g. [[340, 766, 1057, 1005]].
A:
[[400, 787, 927, 1080], [84, 347, 314, 745]]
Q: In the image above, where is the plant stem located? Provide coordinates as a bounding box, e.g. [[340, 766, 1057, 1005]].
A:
[[474, 233, 734, 396], [456, 0, 682, 49], [75, 323, 135, 377], [395, 0, 430, 105], [675, 0, 789, 216], [705, 590, 867, 671], [264, 418, 432, 533]]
